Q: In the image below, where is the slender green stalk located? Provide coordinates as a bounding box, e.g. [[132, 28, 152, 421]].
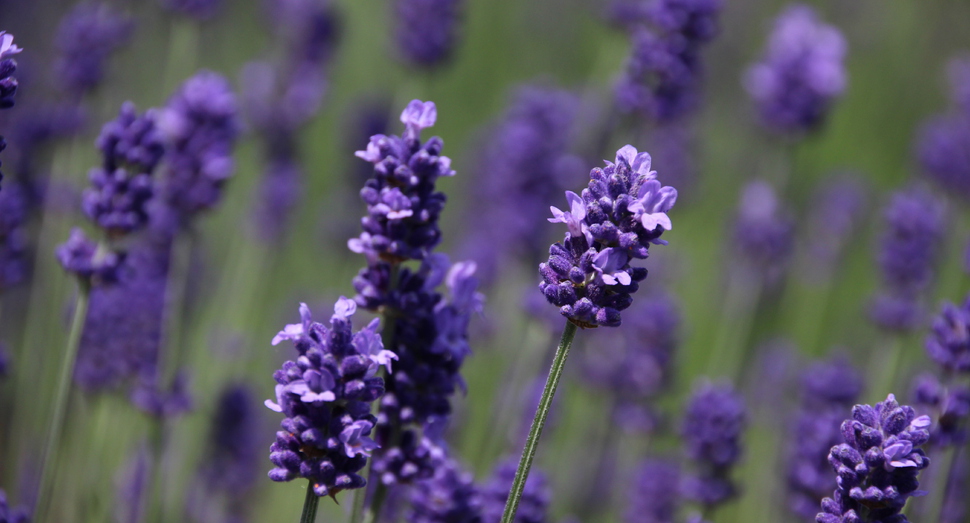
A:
[[868, 336, 902, 401], [349, 484, 367, 523], [35, 281, 90, 522], [707, 271, 762, 380], [301, 481, 320, 523], [500, 321, 578, 523], [925, 445, 958, 523]]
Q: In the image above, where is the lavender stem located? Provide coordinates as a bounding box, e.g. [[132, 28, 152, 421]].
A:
[[500, 320, 578, 523], [300, 480, 320, 523], [35, 281, 90, 522]]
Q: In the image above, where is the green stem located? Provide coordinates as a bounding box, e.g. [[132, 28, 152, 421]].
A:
[[300, 481, 320, 523], [925, 445, 957, 522], [868, 336, 902, 402], [500, 321, 579, 523], [35, 281, 90, 522], [707, 271, 761, 380]]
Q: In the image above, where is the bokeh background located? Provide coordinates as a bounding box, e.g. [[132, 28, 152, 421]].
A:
[[1, 0, 969, 522]]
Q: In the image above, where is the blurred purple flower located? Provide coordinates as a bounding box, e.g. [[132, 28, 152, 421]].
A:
[[56, 227, 125, 284], [647, 0, 723, 44], [625, 458, 680, 523], [681, 381, 746, 508], [480, 459, 549, 523], [803, 175, 867, 281], [0, 31, 21, 110], [160, 0, 222, 20], [744, 4, 847, 134], [912, 373, 970, 447], [408, 456, 482, 523], [54, 4, 133, 96], [733, 180, 793, 281], [0, 183, 29, 289], [395, 0, 463, 69], [917, 112, 970, 202], [0, 488, 30, 523], [615, 30, 699, 122]]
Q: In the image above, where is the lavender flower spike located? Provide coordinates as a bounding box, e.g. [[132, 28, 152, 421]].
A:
[[0, 31, 23, 109], [539, 145, 677, 327], [817, 394, 931, 523], [681, 382, 746, 509], [267, 298, 394, 498], [925, 297, 970, 372], [54, 4, 133, 97], [395, 0, 463, 69], [744, 4, 847, 134]]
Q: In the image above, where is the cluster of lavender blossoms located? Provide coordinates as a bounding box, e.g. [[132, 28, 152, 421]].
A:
[[394, 0, 463, 69], [0, 489, 29, 523], [58, 102, 165, 283], [626, 458, 682, 523], [0, 183, 28, 289], [0, 31, 22, 189], [681, 382, 747, 510], [614, 0, 723, 122], [869, 188, 946, 332], [407, 456, 483, 523], [539, 145, 677, 327], [54, 3, 133, 98], [480, 459, 550, 523], [913, 295, 970, 447], [158, 71, 240, 226], [917, 56, 970, 202], [817, 394, 931, 523], [787, 358, 864, 519], [744, 4, 847, 135], [266, 298, 396, 498], [351, 100, 482, 485]]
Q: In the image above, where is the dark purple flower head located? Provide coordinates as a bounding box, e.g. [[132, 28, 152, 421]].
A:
[[54, 4, 133, 96], [0, 183, 29, 289], [372, 429, 444, 486], [199, 384, 262, 493], [912, 373, 970, 447], [539, 145, 677, 328], [925, 297, 970, 372], [351, 100, 454, 263], [160, 0, 222, 20], [75, 240, 167, 391], [481, 459, 549, 523], [395, 0, 463, 69], [625, 458, 681, 523], [0, 488, 30, 523], [787, 358, 864, 520], [744, 4, 847, 134], [0, 32, 23, 109], [647, 0, 724, 45], [82, 103, 164, 235], [615, 30, 699, 122], [870, 188, 946, 332], [56, 227, 125, 284], [266, 298, 395, 498], [917, 112, 970, 202], [681, 381, 746, 508], [408, 456, 482, 523], [461, 85, 581, 284], [817, 394, 931, 523], [733, 180, 794, 279], [158, 71, 239, 222]]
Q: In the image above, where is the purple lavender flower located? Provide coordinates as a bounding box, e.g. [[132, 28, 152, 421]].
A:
[[614, 30, 699, 122], [394, 0, 463, 69], [74, 240, 168, 390], [0, 488, 30, 523], [647, 0, 724, 44], [0, 183, 29, 289], [372, 430, 444, 486], [157, 71, 239, 223], [160, 0, 223, 20], [787, 358, 864, 520], [743, 4, 847, 134], [54, 4, 133, 96], [0, 32, 22, 109], [408, 456, 483, 523], [480, 459, 549, 523], [949, 56, 970, 116], [460, 85, 581, 284], [82, 103, 164, 235], [869, 188, 946, 332], [351, 100, 454, 265], [130, 369, 193, 418], [625, 458, 680, 523], [925, 297, 970, 372], [266, 298, 395, 498], [912, 373, 970, 447], [917, 113, 970, 201], [817, 394, 931, 523], [733, 180, 794, 281], [56, 228, 125, 284], [681, 382, 746, 508], [539, 145, 676, 327]]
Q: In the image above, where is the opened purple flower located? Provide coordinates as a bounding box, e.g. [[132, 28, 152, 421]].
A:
[[0, 31, 22, 109], [540, 145, 677, 327], [817, 394, 931, 523], [267, 298, 395, 498]]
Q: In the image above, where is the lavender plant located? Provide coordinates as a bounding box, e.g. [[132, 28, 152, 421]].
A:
[[394, 0, 464, 69], [0, 31, 22, 191], [681, 382, 746, 514], [53, 4, 132, 99], [817, 394, 931, 523]]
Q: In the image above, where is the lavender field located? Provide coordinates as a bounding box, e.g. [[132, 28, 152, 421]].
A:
[[0, 1, 969, 522]]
